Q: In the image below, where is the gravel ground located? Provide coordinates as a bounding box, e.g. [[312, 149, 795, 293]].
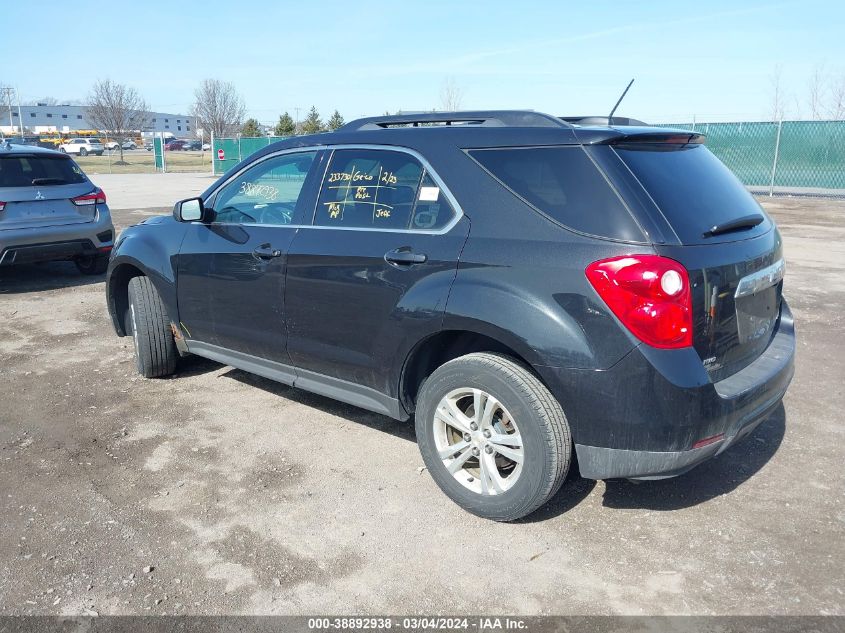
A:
[[0, 197, 842, 616]]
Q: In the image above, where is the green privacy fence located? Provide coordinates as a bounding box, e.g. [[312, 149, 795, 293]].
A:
[[212, 121, 845, 196], [212, 136, 290, 175], [655, 120, 845, 195]]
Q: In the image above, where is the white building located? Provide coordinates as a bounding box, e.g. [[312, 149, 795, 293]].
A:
[[1, 104, 196, 137]]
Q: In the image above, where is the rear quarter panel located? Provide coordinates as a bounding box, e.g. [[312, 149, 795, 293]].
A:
[[431, 143, 645, 371]]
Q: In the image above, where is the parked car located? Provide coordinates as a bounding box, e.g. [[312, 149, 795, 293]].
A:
[[183, 140, 202, 151], [4, 135, 40, 147], [105, 111, 794, 521], [1, 141, 114, 274], [58, 138, 104, 156], [144, 140, 154, 151], [201, 142, 211, 151], [103, 140, 136, 151], [164, 139, 187, 151]]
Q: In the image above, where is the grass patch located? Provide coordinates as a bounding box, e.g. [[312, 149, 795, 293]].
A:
[[74, 150, 213, 175]]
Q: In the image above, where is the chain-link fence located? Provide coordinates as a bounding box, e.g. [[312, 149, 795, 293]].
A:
[[656, 120, 845, 197], [212, 136, 290, 175], [211, 121, 845, 197]]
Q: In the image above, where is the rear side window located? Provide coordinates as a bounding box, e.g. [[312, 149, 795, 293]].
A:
[[314, 149, 456, 230], [0, 155, 87, 187], [468, 146, 644, 241], [614, 143, 768, 244]]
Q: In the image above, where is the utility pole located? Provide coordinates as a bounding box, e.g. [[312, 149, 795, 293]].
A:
[[1, 86, 15, 136], [16, 86, 23, 138]]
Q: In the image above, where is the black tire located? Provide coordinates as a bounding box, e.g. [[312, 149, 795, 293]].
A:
[[59, 147, 66, 153], [80, 148, 88, 156], [126, 276, 178, 378], [74, 254, 109, 275], [415, 352, 571, 521]]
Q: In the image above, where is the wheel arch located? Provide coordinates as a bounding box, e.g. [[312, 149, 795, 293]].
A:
[[399, 327, 547, 415], [107, 260, 147, 336], [107, 256, 177, 338]]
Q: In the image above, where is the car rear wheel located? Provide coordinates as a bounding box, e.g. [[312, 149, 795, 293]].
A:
[[74, 254, 109, 275], [126, 276, 178, 378], [80, 148, 88, 156], [415, 352, 571, 521]]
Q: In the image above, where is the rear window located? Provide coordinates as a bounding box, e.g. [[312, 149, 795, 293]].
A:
[[468, 146, 644, 241], [614, 143, 768, 244], [0, 154, 88, 187]]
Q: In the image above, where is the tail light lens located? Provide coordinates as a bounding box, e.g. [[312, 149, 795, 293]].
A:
[[71, 188, 107, 206], [0, 201, 5, 212], [585, 254, 693, 349]]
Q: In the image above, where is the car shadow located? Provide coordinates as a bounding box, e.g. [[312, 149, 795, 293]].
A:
[[220, 366, 417, 443], [0, 261, 104, 294], [181, 357, 785, 519], [517, 458, 598, 524], [600, 403, 786, 511]]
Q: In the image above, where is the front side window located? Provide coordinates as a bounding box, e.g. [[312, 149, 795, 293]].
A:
[[212, 151, 317, 225], [314, 149, 455, 230]]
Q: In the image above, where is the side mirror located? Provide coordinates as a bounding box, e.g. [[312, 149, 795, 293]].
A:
[[174, 197, 206, 222]]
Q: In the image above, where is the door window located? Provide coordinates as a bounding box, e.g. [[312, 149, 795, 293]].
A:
[[212, 151, 317, 225], [314, 149, 456, 230]]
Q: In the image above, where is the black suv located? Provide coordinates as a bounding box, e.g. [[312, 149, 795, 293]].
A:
[[106, 111, 794, 521]]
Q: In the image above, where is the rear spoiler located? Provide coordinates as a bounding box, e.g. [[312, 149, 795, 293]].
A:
[[608, 131, 705, 145], [574, 126, 705, 146]]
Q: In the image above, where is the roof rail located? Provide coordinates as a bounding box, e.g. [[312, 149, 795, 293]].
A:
[[561, 115, 649, 127], [339, 110, 572, 132]]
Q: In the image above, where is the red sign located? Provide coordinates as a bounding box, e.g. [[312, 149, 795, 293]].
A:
[[217, 148, 225, 161]]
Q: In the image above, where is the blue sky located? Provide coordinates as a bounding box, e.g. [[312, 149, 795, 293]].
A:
[[3, 0, 844, 123]]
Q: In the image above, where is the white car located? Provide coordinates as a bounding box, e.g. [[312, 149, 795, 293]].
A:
[[58, 138, 104, 156], [104, 140, 137, 151]]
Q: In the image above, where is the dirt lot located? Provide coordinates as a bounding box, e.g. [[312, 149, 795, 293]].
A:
[[0, 196, 842, 616]]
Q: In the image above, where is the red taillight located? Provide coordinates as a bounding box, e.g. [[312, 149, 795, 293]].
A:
[[71, 188, 107, 206], [0, 201, 5, 212], [585, 254, 693, 349]]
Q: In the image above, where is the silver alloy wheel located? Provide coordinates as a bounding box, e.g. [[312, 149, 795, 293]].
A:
[[432, 388, 524, 495]]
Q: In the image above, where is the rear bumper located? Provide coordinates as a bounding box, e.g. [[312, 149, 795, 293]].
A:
[[0, 209, 114, 266], [542, 301, 795, 480]]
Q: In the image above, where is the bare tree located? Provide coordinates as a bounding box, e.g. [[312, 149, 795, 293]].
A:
[[191, 79, 245, 139], [439, 78, 464, 112], [807, 64, 825, 120], [85, 79, 149, 163], [826, 72, 845, 120], [769, 64, 786, 122]]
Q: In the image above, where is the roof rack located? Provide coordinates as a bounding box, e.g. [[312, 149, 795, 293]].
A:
[[339, 110, 572, 132], [561, 115, 649, 126]]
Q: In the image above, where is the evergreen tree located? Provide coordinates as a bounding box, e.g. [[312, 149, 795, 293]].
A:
[[273, 112, 295, 136], [326, 110, 345, 131], [241, 118, 262, 137], [300, 106, 323, 134]]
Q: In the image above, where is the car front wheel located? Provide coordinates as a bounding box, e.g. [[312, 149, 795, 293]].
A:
[[415, 352, 571, 521], [126, 276, 178, 378]]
